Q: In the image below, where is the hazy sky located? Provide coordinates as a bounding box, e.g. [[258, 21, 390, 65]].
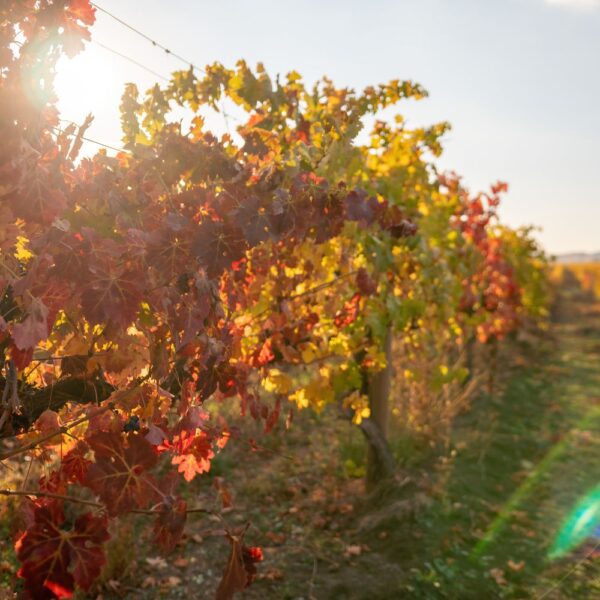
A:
[[55, 0, 600, 254]]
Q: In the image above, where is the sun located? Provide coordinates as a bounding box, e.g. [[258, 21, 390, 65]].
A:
[[54, 42, 130, 147]]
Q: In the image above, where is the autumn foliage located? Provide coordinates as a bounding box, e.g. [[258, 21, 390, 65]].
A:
[[0, 1, 550, 598]]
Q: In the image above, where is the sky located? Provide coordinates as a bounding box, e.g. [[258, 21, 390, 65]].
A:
[[55, 0, 600, 255]]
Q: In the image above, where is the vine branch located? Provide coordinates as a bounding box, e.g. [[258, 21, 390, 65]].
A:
[[0, 405, 112, 462], [0, 489, 216, 516]]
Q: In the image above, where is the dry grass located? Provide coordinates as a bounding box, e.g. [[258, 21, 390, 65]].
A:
[[390, 334, 488, 450]]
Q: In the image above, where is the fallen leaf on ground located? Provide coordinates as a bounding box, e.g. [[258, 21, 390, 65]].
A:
[[163, 576, 182, 587], [105, 579, 121, 591], [344, 545, 362, 557], [507, 559, 525, 572], [146, 556, 168, 569], [490, 568, 507, 586], [174, 557, 189, 568]]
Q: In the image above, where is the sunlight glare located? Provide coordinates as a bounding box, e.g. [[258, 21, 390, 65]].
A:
[[549, 484, 600, 559], [54, 44, 127, 145]]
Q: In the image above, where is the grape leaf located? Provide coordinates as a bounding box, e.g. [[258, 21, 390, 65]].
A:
[[80, 260, 143, 328], [168, 430, 214, 482], [16, 501, 109, 599], [344, 190, 381, 226], [11, 297, 50, 351], [61, 442, 91, 484], [216, 527, 263, 600], [84, 432, 158, 515], [66, 0, 96, 26], [191, 219, 247, 279], [356, 268, 377, 296], [153, 497, 188, 553]]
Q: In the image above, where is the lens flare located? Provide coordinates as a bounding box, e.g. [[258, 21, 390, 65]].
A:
[[549, 484, 600, 559]]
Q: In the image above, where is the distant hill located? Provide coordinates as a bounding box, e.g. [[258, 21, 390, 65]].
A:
[[555, 252, 600, 264]]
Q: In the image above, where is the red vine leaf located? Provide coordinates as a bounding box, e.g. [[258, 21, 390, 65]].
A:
[[158, 428, 215, 482], [61, 442, 91, 484], [34, 409, 61, 436], [67, 0, 97, 26], [191, 219, 247, 279], [80, 260, 143, 328], [153, 497, 188, 553], [16, 500, 109, 599], [334, 293, 361, 328], [11, 298, 50, 351], [216, 527, 263, 600], [344, 190, 381, 226], [356, 268, 377, 296], [84, 432, 158, 515]]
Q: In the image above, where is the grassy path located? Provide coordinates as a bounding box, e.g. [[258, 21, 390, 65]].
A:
[[392, 282, 600, 598]]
